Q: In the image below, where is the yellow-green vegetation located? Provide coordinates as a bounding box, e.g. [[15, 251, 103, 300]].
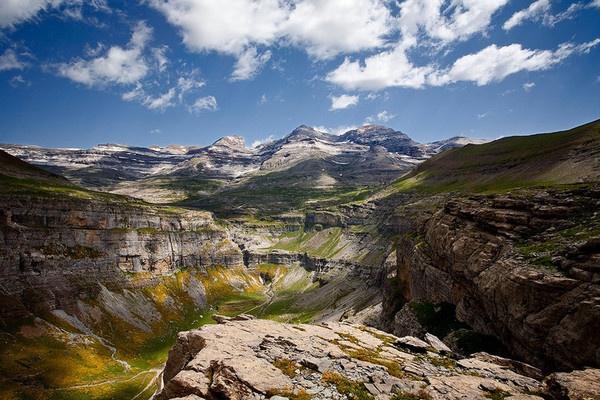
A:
[[38, 244, 103, 259], [321, 371, 374, 400], [0, 264, 329, 400], [250, 265, 322, 323], [332, 333, 404, 378], [516, 212, 600, 271], [426, 356, 456, 369], [380, 119, 600, 196], [273, 358, 298, 377], [266, 388, 311, 400], [270, 227, 346, 259]]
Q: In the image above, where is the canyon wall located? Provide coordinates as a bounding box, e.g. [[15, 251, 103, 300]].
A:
[[386, 186, 600, 370], [0, 194, 243, 318]]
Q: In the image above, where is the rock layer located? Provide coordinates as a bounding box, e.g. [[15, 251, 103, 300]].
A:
[[157, 318, 592, 400], [389, 186, 600, 370], [0, 194, 242, 318]]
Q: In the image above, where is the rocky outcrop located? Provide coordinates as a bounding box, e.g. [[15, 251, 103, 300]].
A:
[[0, 194, 242, 318], [157, 318, 589, 400], [388, 186, 600, 371]]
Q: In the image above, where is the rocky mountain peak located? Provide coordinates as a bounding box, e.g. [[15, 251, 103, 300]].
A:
[[286, 124, 327, 140], [210, 135, 247, 151]]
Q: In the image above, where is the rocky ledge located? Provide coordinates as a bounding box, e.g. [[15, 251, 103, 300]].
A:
[[156, 318, 598, 400]]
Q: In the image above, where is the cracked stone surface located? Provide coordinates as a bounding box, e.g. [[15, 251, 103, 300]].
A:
[[156, 318, 595, 400]]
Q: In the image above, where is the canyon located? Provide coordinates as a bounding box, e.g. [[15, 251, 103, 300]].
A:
[[0, 121, 599, 399]]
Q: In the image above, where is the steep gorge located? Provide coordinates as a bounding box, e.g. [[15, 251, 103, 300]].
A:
[[2, 121, 600, 399]]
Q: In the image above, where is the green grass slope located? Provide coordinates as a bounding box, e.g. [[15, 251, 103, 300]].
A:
[[384, 119, 600, 194]]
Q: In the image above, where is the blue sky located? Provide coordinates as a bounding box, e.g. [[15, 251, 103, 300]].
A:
[[0, 0, 599, 148]]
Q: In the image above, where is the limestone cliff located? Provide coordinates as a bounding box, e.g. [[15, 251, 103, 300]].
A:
[[387, 185, 600, 371], [0, 194, 242, 318]]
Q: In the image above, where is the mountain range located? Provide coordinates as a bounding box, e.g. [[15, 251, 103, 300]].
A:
[[0, 125, 484, 214]]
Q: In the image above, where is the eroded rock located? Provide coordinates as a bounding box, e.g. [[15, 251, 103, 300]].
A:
[[155, 319, 585, 400]]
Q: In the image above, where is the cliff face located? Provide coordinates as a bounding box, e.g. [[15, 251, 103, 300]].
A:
[[0, 194, 243, 318], [389, 186, 600, 370]]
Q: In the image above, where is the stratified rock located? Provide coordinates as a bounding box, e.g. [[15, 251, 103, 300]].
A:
[[545, 368, 600, 400], [395, 336, 430, 352], [389, 186, 600, 370], [426, 333, 452, 355], [157, 319, 550, 400]]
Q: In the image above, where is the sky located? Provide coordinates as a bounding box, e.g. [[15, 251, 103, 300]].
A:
[[0, 0, 599, 148]]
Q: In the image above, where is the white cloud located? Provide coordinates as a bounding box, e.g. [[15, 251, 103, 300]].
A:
[[503, 0, 550, 30], [152, 46, 168, 72], [0, 49, 27, 71], [327, 46, 432, 90], [231, 47, 271, 81], [314, 125, 358, 135], [284, 0, 392, 59], [190, 95, 217, 112], [0, 0, 110, 28], [142, 87, 177, 110], [329, 94, 359, 110], [9, 74, 30, 87], [329, 36, 600, 91], [431, 40, 600, 86], [504, 1, 588, 30], [176, 72, 205, 101], [56, 21, 152, 86], [592, 0, 600, 7], [398, 0, 509, 46], [477, 112, 488, 119], [523, 82, 536, 91], [0, 0, 64, 28], [148, 0, 394, 79], [251, 134, 275, 148], [365, 110, 395, 123]]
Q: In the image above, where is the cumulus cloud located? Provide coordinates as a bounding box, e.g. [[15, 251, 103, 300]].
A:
[[231, 47, 272, 81], [251, 134, 275, 148], [0, 0, 65, 28], [366, 110, 395, 124], [284, 0, 392, 59], [503, 0, 587, 30], [503, 0, 550, 30], [142, 87, 177, 110], [329, 36, 600, 91], [431, 40, 600, 86], [56, 21, 151, 86], [314, 124, 358, 135], [329, 94, 359, 110], [190, 95, 218, 112], [523, 82, 536, 91], [326, 47, 432, 90], [397, 0, 509, 46], [326, 0, 510, 91], [148, 0, 393, 79], [0, 0, 110, 28], [0, 49, 27, 71]]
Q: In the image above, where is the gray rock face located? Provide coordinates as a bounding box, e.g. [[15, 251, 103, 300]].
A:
[[0, 194, 242, 318], [389, 186, 600, 370], [545, 368, 600, 400], [157, 319, 586, 400]]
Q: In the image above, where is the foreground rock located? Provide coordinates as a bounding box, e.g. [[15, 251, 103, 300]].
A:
[[156, 319, 593, 400]]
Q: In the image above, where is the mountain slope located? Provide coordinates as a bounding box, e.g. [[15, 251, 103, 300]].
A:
[[1, 125, 483, 209], [384, 119, 600, 194]]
